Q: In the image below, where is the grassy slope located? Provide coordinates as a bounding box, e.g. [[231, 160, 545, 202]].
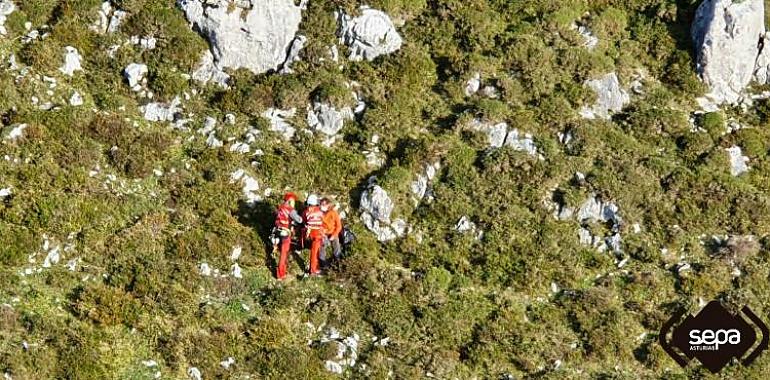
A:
[[2, 0, 770, 378]]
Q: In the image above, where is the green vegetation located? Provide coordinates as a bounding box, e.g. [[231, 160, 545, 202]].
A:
[[2, 0, 770, 379]]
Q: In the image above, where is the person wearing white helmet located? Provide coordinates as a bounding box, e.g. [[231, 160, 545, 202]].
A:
[[302, 194, 324, 275]]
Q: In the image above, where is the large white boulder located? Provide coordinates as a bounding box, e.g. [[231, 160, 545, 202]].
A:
[[579, 73, 630, 119], [338, 6, 403, 61], [691, 0, 765, 106], [179, 0, 303, 74]]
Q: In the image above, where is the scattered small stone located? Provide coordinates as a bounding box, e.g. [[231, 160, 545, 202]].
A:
[[726, 146, 750, 176], [59, 46, 83, 77], [199, 262, 212, 277], [465, 72, 481, 96], [230, 169, 261, 204], [124, 63, 148, 89], [2, 124, 27, 141], [69, 91, 84, 106], [220, 357, 235, 369], [187, 367, 202, 380]]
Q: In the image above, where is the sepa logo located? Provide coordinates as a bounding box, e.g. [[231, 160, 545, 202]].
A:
[[660, 300, 769, 373]]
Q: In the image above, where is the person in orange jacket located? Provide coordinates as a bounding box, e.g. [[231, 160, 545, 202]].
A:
[[320, 197, 342, 266], [274, 192, 303, 280], [302, 194, 324, 276]]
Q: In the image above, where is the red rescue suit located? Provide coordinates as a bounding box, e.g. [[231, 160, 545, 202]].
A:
[[303, 205, 324, 275], [275, 202, 301, 280]]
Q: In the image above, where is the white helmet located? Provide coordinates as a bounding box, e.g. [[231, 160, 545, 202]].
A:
[[307, 194, 319, 206]]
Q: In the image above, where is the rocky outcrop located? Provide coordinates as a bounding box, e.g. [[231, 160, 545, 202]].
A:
[[576, 194, 623, 254], [191, 50, 230, 88], [179, 0, 303, 75], [360, 178, 408, 242], [280, 35, 307, 74], [579, 73, 630, 119], [306, 102, 354, 146], [691, 0, 765, 107], [338, 6, 403, 61], [755, 33, 770, 84]]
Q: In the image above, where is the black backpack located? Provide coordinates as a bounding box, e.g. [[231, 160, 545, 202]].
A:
[[342, 226, 356, 246]]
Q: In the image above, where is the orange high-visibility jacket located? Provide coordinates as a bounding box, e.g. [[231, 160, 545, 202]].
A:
[[322, 208, 342, 238]]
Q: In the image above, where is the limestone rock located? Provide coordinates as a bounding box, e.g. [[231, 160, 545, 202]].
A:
[[410, 162, 440, 205], [3, 124, 27, 141], [191, 50, 230, 88], [755, 33, 770, 84], [455, 216, 484, 240], [262, 107, 296, 140], [0, 0, 15, 35], [280, 35, 307, 74], [92, 1, 126, 34], [574, 24, 598, 50], [69, 91, 84, 106], [59, 46, 83, 77], [179, 0, 302, 74], [691, 0, 765, 106], [360, 179, 407, 242], [465, 73, 481, 96], [124, 63, 148, 89], [726, 146, 750, 176], [338, 6, 403, 61], [573, 194, 624, 254], [469, 120, 540, 157], [230, 169, 261, 204], [579, 73, 630, 119], [142, 97, 182, 122], [306, 102, 354, 146]]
